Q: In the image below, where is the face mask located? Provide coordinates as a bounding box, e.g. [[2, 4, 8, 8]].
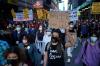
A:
[[91, 37, 97, 42], [31, 28, 34, 30], [7, 59, 18, 65], [23, 40, 28, 44], [52, 37, 58, 43], [26, 46, 30, 49], [39, 27, 42, 30], [70, 25, 74, 28], [25, 28, 28, 32], [16, 27, 21, 31], [9, 25, 12, 27], [60, 29, 65, 33], [46, 32, 51, 36], [22, 25, 24, 28]]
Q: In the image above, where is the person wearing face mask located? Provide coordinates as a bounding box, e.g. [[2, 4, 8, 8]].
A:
[[35, 25, 45, 65], [44, 29, 65, 66], [90, 35, 98, 45], [28, 27, 37, 44], [80, 21, 89, 39], [12, 24, 23, 45], [18, 35, 40, 66], [43, 29, 52, 54], [0, 34, 9, 66], [75, 34, 100, 66], [69, 22, 75, 33], [65, 22, 77, 63], [4, 46, 28, 66], [35, 25, 44, 54], [43, 29, 52, 45], [59, 27, 66, 49]]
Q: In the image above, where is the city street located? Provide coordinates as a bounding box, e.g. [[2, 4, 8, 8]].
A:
[[0, 0, 100, 66]]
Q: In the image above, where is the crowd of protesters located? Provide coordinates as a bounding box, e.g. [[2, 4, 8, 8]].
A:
[[76, 19, 100, 39], [75, 19, 100, 66], [0, 18, 100, 66]]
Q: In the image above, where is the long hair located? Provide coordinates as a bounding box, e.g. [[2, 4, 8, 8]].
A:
[[56, 39, 64, 55], [4, 46, 26, 62], [22, 35, 31, 44], [51, 29, 64, 55]]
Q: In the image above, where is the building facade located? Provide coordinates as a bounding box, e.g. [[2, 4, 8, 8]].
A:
[[68, 0, 100, 20]]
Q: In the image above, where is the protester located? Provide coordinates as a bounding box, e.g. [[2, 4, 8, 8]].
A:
[[0, 18, 100, 66], [0, 33, 9, 66], [65, 22, 77, 63], [4, 46, 28, 66], [59, 27, 66, 48], [44, 29, 65, 66], [81, 21, 89, 38], [76, 20, 81, 38], [18, 35, 40, 66], [28, 27, 37, 44], [75, 34, 100, 66], [35, 25, 44, 54], [43, 29, 52, 50], [12, 24, 23, 44]]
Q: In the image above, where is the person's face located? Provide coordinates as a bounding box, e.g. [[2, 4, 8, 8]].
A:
[[39, 26, 43, 31], [9, 24, 12, 27], [7, 53, 18, 60], [16, 25, 21, 31], [86, 19, 88, 22], [52, 32, 59, 38], [46, 31, 51, 36], [22, 36, 28, 44], [52, 32, 59, 43]]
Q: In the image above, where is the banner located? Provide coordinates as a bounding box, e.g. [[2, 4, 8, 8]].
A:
[[13, 12, 24, 21], [36, 9, 43, 19], [42, 9, 48, 20], [28, 9, 33, 20], [48, 11, 69, 28], [13, 9, 33, 21], [23, 8, 29, 19], [92, 2, 100, 14]]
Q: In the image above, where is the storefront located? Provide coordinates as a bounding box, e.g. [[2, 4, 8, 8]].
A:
[[78, 1, 92, 20], [78, 1, 100, 20]]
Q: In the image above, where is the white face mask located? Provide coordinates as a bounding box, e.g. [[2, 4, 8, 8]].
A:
[[70, 25, 74, 28], [27, 46, 30, 49], [16, 27, 21, 31], [39, 28, 42, 30], [25, 28, 28, 32], [23, 40, 28, 44], [9, 24, 12, 27], [91, 37, 97, 42], [39, 26, 42, 30], [31, 28, 34, 30], [60, 29, 65, 33], [46, 32, 51, 36]]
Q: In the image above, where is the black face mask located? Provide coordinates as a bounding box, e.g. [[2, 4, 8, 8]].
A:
[[52, 37, 59, 43], [7, 59, 19, 65], [24, 44, 29, 48]]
